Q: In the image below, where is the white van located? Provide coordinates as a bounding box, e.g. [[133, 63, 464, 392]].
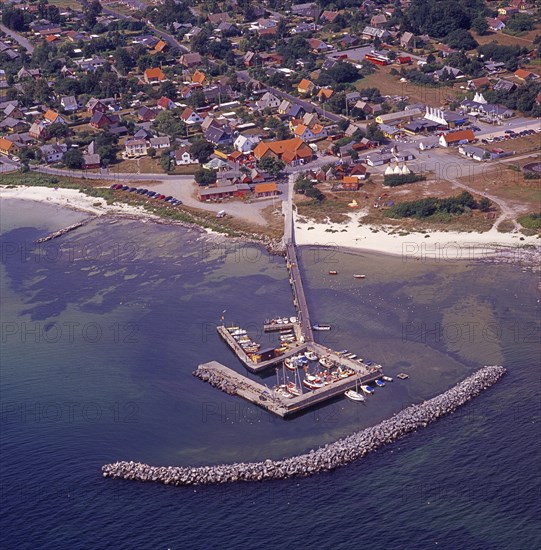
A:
[[216, 210, 226, 218]]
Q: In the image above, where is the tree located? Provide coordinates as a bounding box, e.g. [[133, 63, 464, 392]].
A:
[[160, 151, 174, 173], [112, 48, 135, 75], [366, 123, 384, 143], [190, 139, 214, 163], [152, 110, 186, 138], [83, 0, 102, 30], [478, 197, 491, 212], [47, 123, 70, 139], [188, 89, 207, 109], [159, 80, 177, 100], [258, 156, 285, 177], [194, 167, 217, 185], [64, 149, 83, 169], [472, 16, 488, 36]]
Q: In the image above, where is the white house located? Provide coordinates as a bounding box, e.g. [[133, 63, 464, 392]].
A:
[[255, 92, 281, 110], [234, 134, 260, 153], [180, 107, 203, 125], [174, 146, 197, 165], [39, 143, 67, 163]]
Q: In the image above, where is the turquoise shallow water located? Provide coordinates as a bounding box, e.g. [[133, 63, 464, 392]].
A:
[[0, 200, 539, 549]]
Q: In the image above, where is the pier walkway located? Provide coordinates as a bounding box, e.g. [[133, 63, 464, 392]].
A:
[[283, 173, 313, 342]]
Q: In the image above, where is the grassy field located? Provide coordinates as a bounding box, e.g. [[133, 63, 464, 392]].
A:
[[472, 29, 538, 47], [486, 135, 541, 155], [47, 0, 81, 10], [355, 67, 460, 107], [112, 157, 198, 175], [295, 176, 497, 232]]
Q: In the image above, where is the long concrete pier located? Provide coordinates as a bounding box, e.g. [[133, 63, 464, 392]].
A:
[[286, 242, 313, 342]]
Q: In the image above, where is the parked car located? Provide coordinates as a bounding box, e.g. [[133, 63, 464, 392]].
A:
[[128, 187, 137, 192], [121, 185, 129, 191]]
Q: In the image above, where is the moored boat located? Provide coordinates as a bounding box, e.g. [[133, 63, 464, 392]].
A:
[[353, 274, 366, 279], [375, 379, 385, 387], [303, 378, 324, 390], [345, 389, 366, 402], [382, 375, 393, 382], [305, 351, 318, 361], [361, 385, 374, 395], [312, 324, 331, 331]]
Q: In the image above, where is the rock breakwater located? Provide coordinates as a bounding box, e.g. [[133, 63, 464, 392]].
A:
[[102, 365, 505, 486]]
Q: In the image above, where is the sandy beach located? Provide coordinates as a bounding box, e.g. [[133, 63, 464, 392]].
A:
[[294, 209, 540, 260], [0, 185, 153, 218]]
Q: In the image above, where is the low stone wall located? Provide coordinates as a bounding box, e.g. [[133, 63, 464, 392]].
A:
[[102, 365, 505, 486]]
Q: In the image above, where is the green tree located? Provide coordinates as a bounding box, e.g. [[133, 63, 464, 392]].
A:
[[258, 156, 285, 176], [472, 16, 488, 36], [152, 110, 186, 138], [190, 139, 214, 163], [64, 149, 83, 169], [194, 167, 217, 185]]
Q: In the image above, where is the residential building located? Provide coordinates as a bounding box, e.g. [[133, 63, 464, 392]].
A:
[[253, 137, 314, 166], [180, 107, 203, 125], [174, 146, 197, 165], [254, 182, 279, 198], [439, 129, 475, 147], [39, 143, 67, 163], [297, 79, 315, 95], [125, 139, 148, 157], [144, 68, 166, 84]]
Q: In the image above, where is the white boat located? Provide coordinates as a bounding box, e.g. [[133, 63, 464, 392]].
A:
[[361, 385, 374, 395], [312, 324, 331, 331], [319, 356, 333, 368], [284, 357, 297, 371], [346, 354, 357, 359], [345, 390, 366, 402], [287, 382, 301, 396], [375, 379, 385, 387], [289, 316, 297, 323], [231, 329, 247, 336], [305, 351, 318, 361], [353, 274, 366, 279], [382, 375, 393, 382]]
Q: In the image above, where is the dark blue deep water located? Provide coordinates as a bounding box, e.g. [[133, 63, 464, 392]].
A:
[[1, 200, 539, 549]]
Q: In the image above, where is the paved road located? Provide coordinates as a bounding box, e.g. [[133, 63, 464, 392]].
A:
[[0, 23, 34, 53]]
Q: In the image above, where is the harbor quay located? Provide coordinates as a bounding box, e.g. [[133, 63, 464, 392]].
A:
[[194, 360, 383, 418]]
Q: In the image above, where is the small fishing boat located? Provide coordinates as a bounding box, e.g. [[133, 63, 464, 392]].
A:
[[346, 353, 357, 359], [361, 385, 374, 395], [289, 316, 297, 323], [337, 350, 348, 355], [397, 373, 409, 380], [345, 390, 366, 402], [305, 351, 318, 361], [284, 357, 297, 371], [353, 274, 366, 279], [303, 378, 324, 390], [312, 324, 331, 331], [319, 356, 333, 368], [328, 270, 338, 275], [382, 375, 393, 382], [375, 379, 385, 387]]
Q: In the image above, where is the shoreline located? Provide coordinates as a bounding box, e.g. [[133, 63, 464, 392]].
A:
[[2, 185, 538, 262], [0, 185, 285, 255]]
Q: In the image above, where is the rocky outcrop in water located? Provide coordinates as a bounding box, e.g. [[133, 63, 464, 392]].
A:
[[102, 366, 505, 486]]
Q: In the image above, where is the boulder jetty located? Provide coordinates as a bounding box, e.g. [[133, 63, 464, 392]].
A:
[[102, 365, 506, 486]]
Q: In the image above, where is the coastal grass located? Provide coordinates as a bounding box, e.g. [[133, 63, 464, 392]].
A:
[[518, 213, 541, 236]]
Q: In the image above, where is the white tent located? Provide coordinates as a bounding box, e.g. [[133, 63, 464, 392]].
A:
[[401, 165, 411, 175], [384, 165, 394, 175], [393, 165, 402, 174]]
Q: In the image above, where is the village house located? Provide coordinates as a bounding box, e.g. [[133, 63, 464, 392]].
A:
[[439, 129, 475, 147], [370, 14, 387, 27], [174, 146, 197, 165], [137, 106, 157, 122], [376, 108, 423, 125], [256, 92, 281, 110], [486, 18, 505, 31], [125, 139, 148, 157], [39, 143, 67, 163], [297, 79, 315, 95], [294, 123, 328, 142], [29, 121, 49, 141], [60, 96, 78, 112], [514, 69, 539, 82], [144, 68, 166, 84], [234, 134, 260, 153], [361, 26, 390, 40], [317, 88, 334, 102], [157, 96, 175, 110], [86, 98, 107, 115], [400, 31, 415, 49], [89, 112, 118, 129], [198, 184, 250, 201], [0, 137, 20, 157], [180, 107, 203, 125], [149, 136, 170, 150], [254, 182, 280, 198], [81, 153, 100, 170], [192, 70, 206, 85], [253, 137, 314, 167], [180, 53, 203, 68], [43, 109, 65, 126]]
